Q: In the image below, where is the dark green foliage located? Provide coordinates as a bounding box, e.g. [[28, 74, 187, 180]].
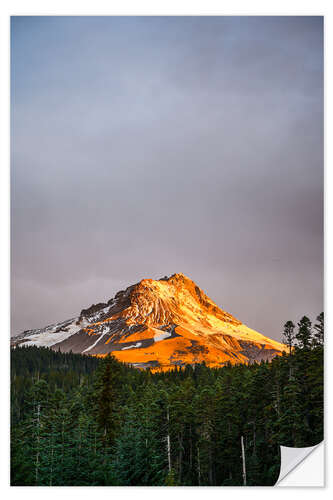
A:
[[313, 312, 324, 346], [11, 313, 323, 486], [92, 356, 122, 444], [296, 316, 312, 350], [282, 321, 295, 354]]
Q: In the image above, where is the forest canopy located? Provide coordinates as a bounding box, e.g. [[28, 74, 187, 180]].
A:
[[11, 313, 323, 486]]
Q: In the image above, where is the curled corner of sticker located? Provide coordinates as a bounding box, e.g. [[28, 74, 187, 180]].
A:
[[276, 441, 324, 486]]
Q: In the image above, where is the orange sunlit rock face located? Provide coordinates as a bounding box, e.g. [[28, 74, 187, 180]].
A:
[[15, 273, 287, 370]]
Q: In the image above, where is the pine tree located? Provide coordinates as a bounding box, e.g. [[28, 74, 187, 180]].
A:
[[93, 355, 121, 444], [295, 316, 312, 350], [313, 312, 324, 346], [282, 321, 295, 354]]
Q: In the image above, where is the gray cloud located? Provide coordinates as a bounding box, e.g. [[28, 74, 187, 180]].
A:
[[11, 16, 323, 340]]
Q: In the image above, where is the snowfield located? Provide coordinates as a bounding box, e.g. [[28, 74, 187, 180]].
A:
[[16, 318, 86, 348], [122, 342, 142, 350], [154, 331, 171, 342]]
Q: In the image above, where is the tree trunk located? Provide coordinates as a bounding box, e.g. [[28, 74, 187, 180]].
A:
[[178, 430, 183, 483], [241, 435, 247, 486], [189, 425, 193, 470], [197, 446, 201, 486], [49, 429, 54, 486], [35, 404, 40, 485], [78, 429, 82, 470], [61, 415, 65, 483], [209, 445, 213, 485], [166, 408, 171, 473], [252, 422, 256, 456]]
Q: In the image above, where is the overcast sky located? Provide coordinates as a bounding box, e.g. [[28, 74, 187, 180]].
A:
[[11, 16, 323, 341]]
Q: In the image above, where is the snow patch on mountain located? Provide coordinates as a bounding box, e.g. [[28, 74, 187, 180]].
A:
[[83, 331, 109, 353], [15, 317, 88, 347], [22, 318, 83, 347], [154, 331, 171, 342], [122, 342, 142, 350]]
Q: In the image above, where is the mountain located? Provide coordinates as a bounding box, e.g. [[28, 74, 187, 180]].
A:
[[12, 273, 286, 370]]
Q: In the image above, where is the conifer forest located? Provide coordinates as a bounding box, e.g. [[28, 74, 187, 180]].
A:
[[11, 314, 323, 486]]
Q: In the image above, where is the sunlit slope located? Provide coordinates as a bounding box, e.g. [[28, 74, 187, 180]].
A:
[[12, 273, 286, 370]]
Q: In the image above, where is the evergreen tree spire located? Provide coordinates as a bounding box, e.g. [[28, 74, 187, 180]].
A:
[[295, 316, 312, 350], [282, 321, 295, 354], [313, 312, 324, 346]]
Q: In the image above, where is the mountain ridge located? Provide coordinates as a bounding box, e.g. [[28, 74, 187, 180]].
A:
[[12, 273, 287, 370]]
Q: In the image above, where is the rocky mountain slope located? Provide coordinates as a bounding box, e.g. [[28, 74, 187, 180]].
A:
[[12, 273, 286, 370]]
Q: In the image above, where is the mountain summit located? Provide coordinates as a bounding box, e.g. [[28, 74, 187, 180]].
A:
[[12, 273, 286, 370]]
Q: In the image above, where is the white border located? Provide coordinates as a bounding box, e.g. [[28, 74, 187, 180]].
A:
[[1, 1, 331, 497]]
